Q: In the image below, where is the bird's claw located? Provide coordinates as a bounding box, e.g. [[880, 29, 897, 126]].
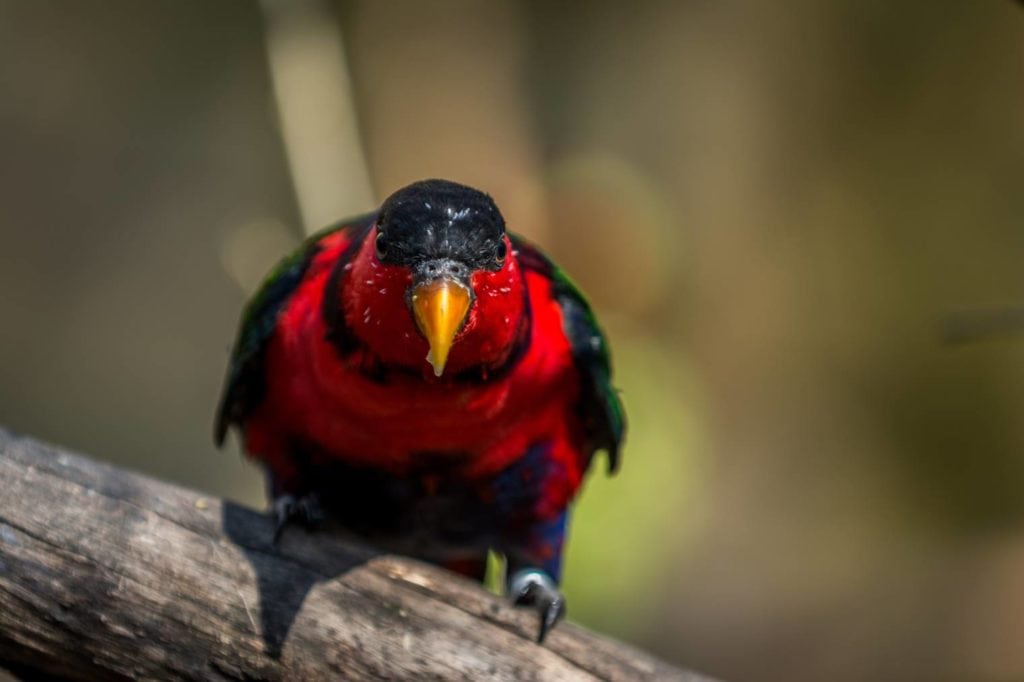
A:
[[509, 569, 566, 643], [271, 493, 324, 545]]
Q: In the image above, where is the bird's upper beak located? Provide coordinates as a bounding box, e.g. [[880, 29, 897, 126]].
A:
[[411, 277, 472, 377]]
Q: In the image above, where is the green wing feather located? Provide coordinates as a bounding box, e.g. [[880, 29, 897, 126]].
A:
[[510, 233, 626, 473], [214, 212, 376, 446]]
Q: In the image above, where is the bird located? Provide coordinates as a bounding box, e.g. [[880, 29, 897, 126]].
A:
[[215, 178, 624, 642]]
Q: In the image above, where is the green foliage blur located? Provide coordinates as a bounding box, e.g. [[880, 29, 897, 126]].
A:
[[2, 2, 1023, 680]]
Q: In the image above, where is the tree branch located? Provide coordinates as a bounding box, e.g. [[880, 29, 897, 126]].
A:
[[0, 428, 712, 681]]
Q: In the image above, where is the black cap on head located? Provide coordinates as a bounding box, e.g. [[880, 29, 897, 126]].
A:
[[374, 179, 507, 273]]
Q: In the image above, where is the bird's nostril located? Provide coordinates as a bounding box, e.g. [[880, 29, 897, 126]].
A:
[[418, 260, 470, 282]]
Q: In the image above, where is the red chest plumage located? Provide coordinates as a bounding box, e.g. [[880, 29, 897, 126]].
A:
[[243, 231, 587, 507]]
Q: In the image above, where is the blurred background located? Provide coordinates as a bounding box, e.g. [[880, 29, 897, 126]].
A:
[[1, 1, 1023, 680]]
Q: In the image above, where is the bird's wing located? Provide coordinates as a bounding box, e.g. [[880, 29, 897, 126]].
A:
[[510, 233, 626, 473], [214, 212, 377, 446]]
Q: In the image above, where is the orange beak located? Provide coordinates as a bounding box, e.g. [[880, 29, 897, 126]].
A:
[[411, 278, 472, 377]]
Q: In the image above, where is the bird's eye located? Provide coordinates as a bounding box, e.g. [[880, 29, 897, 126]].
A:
[[375, 232, 388, 260], [495, 240, 507, 266]]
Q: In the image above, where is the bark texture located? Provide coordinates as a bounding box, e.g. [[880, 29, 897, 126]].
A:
[[0, 428, 712, 681]]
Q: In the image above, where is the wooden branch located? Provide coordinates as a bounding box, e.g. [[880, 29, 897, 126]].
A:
[[0, 428, 712, 681]]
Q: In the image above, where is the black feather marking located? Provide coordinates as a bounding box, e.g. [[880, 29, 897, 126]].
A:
[[509, 233, 625, 474], [322, 218, 376, 355], [214, 212, 376, 446]]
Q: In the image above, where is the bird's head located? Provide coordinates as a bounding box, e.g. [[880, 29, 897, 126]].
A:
[[340, 179, 527, 379]]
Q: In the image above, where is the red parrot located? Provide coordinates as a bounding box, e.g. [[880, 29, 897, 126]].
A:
[[215, 179, 624, 641]]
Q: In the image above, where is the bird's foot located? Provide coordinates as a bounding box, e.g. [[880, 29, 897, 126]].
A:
[[509, 568, 566, 643], [271, 493, 324, 545]]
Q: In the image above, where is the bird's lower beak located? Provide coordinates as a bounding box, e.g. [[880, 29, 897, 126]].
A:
[[411, 278, 472, 377]]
